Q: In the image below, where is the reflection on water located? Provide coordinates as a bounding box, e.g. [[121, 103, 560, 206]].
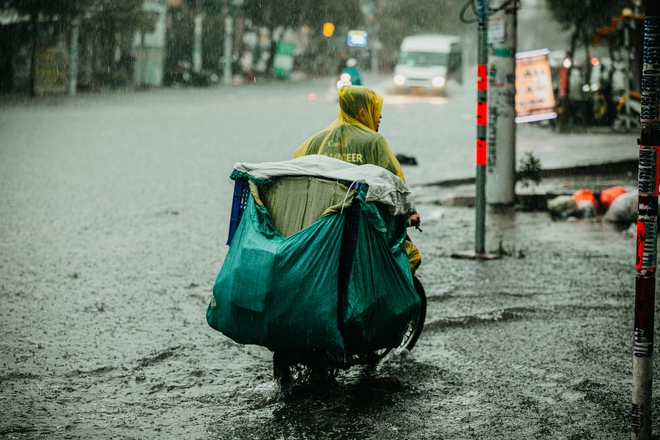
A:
[[383, 94, 449, 106], [207, 357, 456, 440]]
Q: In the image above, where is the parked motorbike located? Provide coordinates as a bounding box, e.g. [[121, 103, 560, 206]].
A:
[[163, 60, 219, 87]]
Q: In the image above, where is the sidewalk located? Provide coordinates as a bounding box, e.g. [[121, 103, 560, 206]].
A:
[[413, 127, 639, 209], [415, 124, 639, 206]]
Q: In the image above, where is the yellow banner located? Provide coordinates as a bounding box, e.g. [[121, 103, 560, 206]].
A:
[[515, 54, 555, 117]]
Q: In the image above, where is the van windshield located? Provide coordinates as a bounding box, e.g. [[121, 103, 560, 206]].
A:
[[398, 51, 448, 67]]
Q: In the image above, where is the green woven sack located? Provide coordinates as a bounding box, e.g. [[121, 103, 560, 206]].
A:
[[207, 195, 346, 351], [341, 191, 421, 352]]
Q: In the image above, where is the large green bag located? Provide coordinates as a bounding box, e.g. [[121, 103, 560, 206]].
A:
[[341, 191, 420, 352], [206, 177, 420, 352], [207, 193, 347, 351]]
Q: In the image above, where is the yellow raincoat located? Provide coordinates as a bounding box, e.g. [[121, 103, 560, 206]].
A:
[[294, 85, 406, 183], [294, 85, 421, 273]]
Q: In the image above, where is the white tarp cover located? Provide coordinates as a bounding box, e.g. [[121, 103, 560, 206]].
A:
[[233, 155, 416, 216]]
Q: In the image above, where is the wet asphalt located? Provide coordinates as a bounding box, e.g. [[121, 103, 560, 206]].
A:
[[0, 77, 654, 439]]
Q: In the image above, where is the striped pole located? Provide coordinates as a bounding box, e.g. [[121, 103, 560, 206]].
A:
[[632, 4, 660, 439], [475, 0, 489, 254]]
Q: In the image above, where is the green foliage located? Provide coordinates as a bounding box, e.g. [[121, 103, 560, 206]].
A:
[[202, 14, 225, 68], [79, 0, 157, 72], [1, 0, 92, 21], [544, 0, 635, 32], [242, 0, 364, 31], [88, 0, 157, 35], [380, 0, 467, 47], [2, 0, 156, 33], [516, 151, 542, 188]]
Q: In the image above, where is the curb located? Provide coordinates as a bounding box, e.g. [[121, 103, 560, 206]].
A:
[[419, 159, 638, 188], [415, 159, 638, 211]]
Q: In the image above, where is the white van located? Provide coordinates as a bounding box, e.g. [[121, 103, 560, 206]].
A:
[[393, 35, 463, 94]]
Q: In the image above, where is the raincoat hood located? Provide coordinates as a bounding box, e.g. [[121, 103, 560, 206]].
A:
[[338, 85, 383, 131]]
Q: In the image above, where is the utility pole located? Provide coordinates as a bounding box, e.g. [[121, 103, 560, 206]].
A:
[[474, 0, 489, 254], [222, 0, 243, 85], [68, 19, 79, 95], [193, 0, 203, 73], [223, 12, 233, 85], [371, 0, 381, 74], [632, 3, 660, 439], [452, 0, 498, 261], [486, 0, 516, 205]]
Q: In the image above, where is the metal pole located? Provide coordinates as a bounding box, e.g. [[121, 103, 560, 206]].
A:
[[68, 19, 79, 95], [486, 0, 516, 205], [193, 13, 203, 73], [632, 4, 660, 439], [371, 0, 381, 76], [371, 26, 379, 74], [475, 0, 489, 254], [625, 16, 632, 130], [223, 14, 233, 85]]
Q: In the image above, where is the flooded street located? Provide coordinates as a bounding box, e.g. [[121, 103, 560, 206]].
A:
[[0, 79, 650, 438]]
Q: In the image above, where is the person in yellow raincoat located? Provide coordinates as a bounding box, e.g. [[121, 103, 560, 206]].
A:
[[294, 85, 422, 273]]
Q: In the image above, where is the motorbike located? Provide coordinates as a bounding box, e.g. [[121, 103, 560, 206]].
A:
[[207, 156, 426, 387], [163, 60, 219, 87], [336, 68, 363, 90]]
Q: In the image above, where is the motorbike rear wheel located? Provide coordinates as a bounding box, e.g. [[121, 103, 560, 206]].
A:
[[273, 349, 339, 387], [400, 276, 427, 351], [272, 277, 427, 384], [362, 275, 427, 362]]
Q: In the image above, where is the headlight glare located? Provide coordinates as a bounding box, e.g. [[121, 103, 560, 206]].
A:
[[432, 76, 446, 87]]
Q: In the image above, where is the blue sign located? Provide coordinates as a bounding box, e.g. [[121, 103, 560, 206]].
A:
[[347, 30, 368, 48]]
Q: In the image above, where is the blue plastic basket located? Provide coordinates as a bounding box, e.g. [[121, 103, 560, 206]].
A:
[[226, 178, 250, 245]]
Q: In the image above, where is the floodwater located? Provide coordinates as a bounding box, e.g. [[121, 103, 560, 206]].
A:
[[0, 78, 652, 439]]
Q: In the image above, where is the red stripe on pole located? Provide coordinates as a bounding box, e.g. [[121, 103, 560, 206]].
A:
[[476, 139, 487, 165], [476, 102, 487, 126], [477, 64, 488, 90]]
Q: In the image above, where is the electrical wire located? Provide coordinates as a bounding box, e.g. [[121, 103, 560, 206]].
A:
[[459, 0, 522, 24]]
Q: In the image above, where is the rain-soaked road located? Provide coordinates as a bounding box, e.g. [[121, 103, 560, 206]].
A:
[[0, 77, 651, 439]]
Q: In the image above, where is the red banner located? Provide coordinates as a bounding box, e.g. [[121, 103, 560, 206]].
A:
[[476, 102, 487, 126], [477, 64, 488, 91], [476, 139, 487, 165]]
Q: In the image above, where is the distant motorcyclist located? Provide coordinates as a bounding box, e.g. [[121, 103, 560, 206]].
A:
[[294, 85, 421, 272], [342, 58, 363, 86]]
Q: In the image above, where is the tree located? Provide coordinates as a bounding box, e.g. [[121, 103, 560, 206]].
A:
[[1, 0, 93, 95], [1, 0, 156, 94], [82, 0, 156, 75], [243, 0, 363, 31], [241, 0, 364, 75], [377, 0, 469, 71]]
